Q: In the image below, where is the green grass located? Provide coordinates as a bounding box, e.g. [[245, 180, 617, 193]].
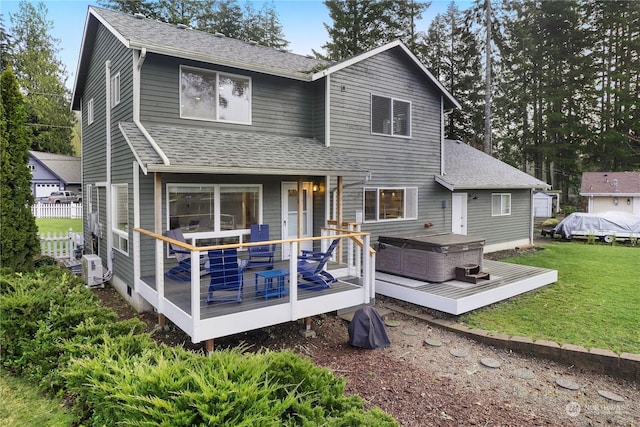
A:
[[36, 218, 83, 234], [0, 371, 75, 426], [461, 242, 640, 354]]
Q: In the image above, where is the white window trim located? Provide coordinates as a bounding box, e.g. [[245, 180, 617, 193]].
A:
[[166, 183, 263, 240], [491, 193, 512, 216], [179, 65, 252, 125], [111, 72, 121, 107], [370, 93, 412, 138], [87, 98, 94, 125], [363, 186, 418, 223], [112, 183, 129, 255]]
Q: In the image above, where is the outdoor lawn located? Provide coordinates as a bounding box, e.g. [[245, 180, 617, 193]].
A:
[[461, 242, 639, 355], [36, 218, 83, 234]]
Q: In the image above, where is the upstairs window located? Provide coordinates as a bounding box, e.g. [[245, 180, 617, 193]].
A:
[[180, 66, 251, 124], [87, 98, 94, 125], [371, 94, 411, 137], [111, 72, 120, 107], [364, 187, 418, 222], [492, 193, 511, 216]]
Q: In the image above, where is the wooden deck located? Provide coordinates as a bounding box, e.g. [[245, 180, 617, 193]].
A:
[[375, 259, 558, 315], [141, 262, 360, 319]]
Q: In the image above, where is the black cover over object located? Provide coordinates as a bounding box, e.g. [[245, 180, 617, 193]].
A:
[[348, 306, 391, 349]]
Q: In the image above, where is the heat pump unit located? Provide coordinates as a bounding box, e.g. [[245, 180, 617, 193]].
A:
[[82, 254, 105, 287]]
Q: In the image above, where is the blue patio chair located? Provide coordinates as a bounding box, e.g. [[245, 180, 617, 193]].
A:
[[246, 224, 275, 269], [165, 228, 209, 282], [206, 248, 244, 303], [297, 238, 340, 290]]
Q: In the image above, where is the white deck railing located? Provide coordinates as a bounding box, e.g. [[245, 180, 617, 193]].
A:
[[32, 202, 83, 219]]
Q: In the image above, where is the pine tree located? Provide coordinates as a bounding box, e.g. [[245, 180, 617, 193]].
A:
[[319, 0, 400, 60], [417, 3, 484, 147], [9, 1, 76, 155], [0, 67, 40, 272]]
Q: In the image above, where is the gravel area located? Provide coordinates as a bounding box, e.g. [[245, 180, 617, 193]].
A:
[[94, 285, 639, 427]]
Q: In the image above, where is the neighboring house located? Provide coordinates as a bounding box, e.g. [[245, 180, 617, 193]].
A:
[[436, 140, 550, 252], [580, 172, 640, 214], [29, 151, 81, 199], [71, 7, 551, 344]]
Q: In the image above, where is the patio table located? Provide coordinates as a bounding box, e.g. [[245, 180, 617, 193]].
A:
[[255, 269, 289, 299]]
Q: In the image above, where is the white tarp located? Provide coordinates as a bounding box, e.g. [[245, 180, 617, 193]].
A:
[[553, 211, 640, 239]]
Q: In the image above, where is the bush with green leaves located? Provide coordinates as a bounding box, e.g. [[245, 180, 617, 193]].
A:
[[0, 266, 147, 392], [65, 343, 396, 426], [1, 265, 397, 426]]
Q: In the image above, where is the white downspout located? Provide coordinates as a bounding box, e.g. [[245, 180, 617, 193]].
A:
[[325, 75, 330, 147], [440, 96, 445, 175], [132, 48, 170, 166], [105, 60, 113, 273]]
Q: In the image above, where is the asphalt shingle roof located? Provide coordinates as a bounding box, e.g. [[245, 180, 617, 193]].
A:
[[29, 151, 81, 184], [119, 122, 366, 177], [436, 139, 549, 190], [92, 7, 327, 79], [580, 171, 640, 195]]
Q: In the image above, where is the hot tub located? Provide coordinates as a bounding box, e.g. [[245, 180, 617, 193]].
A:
[[376, 233, 485, 282]]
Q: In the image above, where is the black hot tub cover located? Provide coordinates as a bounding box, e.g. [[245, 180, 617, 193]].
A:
[[348, 306, 391, 349]]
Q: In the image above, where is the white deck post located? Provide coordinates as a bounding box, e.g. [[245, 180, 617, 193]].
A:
[[191, 250, 201, 339], [288, 241, 298, 319], [362, 234, 371, 303]]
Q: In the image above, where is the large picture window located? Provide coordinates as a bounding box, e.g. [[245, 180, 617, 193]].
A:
[[371, 94, 411, 137], [492, 193, 511, 216], [364, 187, 417, 222], [180, 66, 251, 124], [167, 184, 260, 233], [112, 184, 128, 254]]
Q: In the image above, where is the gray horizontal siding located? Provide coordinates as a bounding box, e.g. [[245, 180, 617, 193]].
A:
[[139, 54, 314, 137], [327, 47, 446, 240], [465, 189, 532, 245]]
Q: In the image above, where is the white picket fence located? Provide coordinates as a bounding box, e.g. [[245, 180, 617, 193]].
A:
[[39, 228, 83, 260], [32, 202, 83, 219]]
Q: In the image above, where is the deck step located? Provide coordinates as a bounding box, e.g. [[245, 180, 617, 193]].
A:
[[455, 264, 491, 284]]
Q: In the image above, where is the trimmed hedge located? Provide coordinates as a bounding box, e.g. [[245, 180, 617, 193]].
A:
[[0, 266, 397, 426]]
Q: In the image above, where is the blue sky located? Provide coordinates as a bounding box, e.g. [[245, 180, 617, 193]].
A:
[[2, 0, 472, 90]]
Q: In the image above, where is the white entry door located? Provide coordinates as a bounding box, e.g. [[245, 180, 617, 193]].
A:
[[281, 182, 313, 259], [452, 192, 468, 235]]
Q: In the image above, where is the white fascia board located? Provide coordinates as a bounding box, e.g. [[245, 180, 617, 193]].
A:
[[147, 164, 368, 177], [119, 123, 147, 175], [311, 40, 461, 110], [89, 7, 131, 47], [580, 192, 638, 197]]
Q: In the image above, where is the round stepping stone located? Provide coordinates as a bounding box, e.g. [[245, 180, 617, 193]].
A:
[[402, 328, 418, 336], [449, 348, 469, 358], [424, 338, 442, 347], [556, 378, 581, 391], [385, 320, 401, 327], [597, 390, 625, 402], [512, 368, 535, 379], [480, 357, 501, 368]]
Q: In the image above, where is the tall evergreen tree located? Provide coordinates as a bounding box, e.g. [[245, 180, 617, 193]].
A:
[[587, 0, 640, 171], [319, 0, 401, 60], [0, 67, 40, 272], [417, 3, 484, 147], [9, 1, 75, 155]]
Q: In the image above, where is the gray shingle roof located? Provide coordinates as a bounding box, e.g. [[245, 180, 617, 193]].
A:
[[93, 7, 327, 79], [580, 171, 640, 196], [119, 122, 367, 177], [29, 151, 81, 184], [436, 140, 549, 190]]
